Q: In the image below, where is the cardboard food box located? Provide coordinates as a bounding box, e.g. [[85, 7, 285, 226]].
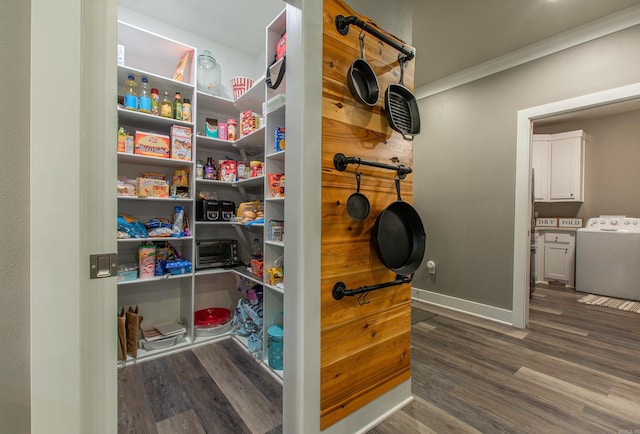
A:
[[136, 177, 169, 198], [274, 127, 285, 151], [240, 110, 257, 137], [265, 267, 283, 286], [170, 125, 192, 161], [134, 131, 170, 158]]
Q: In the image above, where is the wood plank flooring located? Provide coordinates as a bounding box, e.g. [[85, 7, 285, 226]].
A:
[[118, 338, 283, 434], [120, 286, 640, 433], [369, 286, 640, 434]]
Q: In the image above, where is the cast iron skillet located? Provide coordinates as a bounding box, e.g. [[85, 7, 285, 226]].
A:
[[371, 177, 426, 276], [385, 55, 420, 141], [346, 171, 370, 221], [347, 34, 379, 107]]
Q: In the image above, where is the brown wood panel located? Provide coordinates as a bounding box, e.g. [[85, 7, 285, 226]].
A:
[[320, 0, 417, 427], [321, 278, 412, 326], [321, 303, 411, 363], [320, 330, 411, 410], [321, 370, 410, 430]]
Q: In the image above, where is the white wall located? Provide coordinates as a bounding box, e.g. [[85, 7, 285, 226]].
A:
[[0, 0, 31, 432], [119, 6, 265, 100]]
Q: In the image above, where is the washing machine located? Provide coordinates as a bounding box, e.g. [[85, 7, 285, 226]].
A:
[[575, 215, 640, 300]]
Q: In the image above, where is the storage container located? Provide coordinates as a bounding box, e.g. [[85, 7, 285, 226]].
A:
[[267, 324, 283, 370]]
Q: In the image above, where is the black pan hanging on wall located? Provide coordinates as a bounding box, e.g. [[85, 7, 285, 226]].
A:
[[384, 55, 420, 141], [371, 177, 425, 276], [347, 34, 380, 107]]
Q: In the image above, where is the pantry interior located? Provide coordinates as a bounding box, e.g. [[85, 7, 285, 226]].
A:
[[115, 2, 288, 372]]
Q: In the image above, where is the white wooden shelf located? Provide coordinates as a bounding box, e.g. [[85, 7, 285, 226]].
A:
[[117, 196, 192, 203], [117, 152, 194, 168], [117, 336, 193, 368], [117, 106, 194, 132], [234, 78, 265, 114], [117, 272, 192, 286], [117, 236, 193, 243]]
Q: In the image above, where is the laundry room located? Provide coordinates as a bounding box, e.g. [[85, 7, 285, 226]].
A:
[[531, 100, 640, 299]]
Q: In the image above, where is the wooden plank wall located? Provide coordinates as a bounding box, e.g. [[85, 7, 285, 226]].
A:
[[321, 0, 416, 429]]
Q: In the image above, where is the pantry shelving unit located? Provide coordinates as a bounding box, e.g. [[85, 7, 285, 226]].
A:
[[116, 9, 287, 378]]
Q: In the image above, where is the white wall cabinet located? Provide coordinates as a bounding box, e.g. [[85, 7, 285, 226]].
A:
[[541, 231, 576, 287], [116, 10, 287, 379], [532, 130, 585, 202]]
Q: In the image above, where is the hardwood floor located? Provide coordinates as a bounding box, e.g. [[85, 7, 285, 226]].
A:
[[119, 286, 640, 433], [369, 286, 640, 433], [118, 338, 283, 434]]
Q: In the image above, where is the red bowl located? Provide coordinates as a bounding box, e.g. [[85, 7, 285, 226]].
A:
[[194, 307, 231, 327]]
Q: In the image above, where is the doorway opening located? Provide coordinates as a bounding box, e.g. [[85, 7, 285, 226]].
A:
[[512, 82, 640, 328]]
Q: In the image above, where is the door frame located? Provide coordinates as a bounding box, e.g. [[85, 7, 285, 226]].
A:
[[30, 0, 117, 432], [512, 82, 640, 328]]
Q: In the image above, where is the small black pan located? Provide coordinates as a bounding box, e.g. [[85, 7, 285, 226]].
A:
[[385, 55, 420, 141], [347, 34, 379, 107], [347, 171, 370, 221]]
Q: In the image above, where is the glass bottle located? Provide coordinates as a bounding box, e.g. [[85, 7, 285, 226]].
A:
[[204, 157, 215, 180], [160, 91, 172, 118], [195, 159, 204, 179], [251, 238, 262, 258], [124, 74, 138, 110], [182, 98, 192, 123], [173, 92, 183, 121], [197, 50, 221, 96], [150, 88, 159, 116], [138, 77, 151, 113]]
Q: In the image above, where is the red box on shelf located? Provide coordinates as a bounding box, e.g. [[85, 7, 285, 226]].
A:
[[251, 258, 264, 278]]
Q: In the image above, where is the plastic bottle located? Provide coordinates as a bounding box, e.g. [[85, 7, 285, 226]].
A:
[[150, 88, 159, 116], [160, 91, 172, 118], [173, 92, 183, 120], [124, 74, 138, 110], [138, 77, 151, 113], [182, 98, 191, 123], [195, 160, 204, 179]]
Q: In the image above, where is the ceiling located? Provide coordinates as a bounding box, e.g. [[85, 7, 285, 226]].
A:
[[119, 0, 640, 89]]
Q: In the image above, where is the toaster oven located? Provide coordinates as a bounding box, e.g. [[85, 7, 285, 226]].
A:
[[195, 239, 239, 269]]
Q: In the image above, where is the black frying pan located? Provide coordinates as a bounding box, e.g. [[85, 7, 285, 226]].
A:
[[346, 171, 370, 221], [347, 34, 379, 107], [385, 56, 420, 141], [372, 178, 426, 276]]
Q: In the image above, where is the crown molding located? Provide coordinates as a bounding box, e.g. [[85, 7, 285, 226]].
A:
[[415, 4, 640, 100]]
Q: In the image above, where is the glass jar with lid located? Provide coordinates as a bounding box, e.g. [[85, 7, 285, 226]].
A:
[[197, 50, 221, 96]]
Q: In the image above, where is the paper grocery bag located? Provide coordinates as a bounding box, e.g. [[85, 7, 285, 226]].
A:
[[118, 307, 127, 360], [125, 305, 143, 358]]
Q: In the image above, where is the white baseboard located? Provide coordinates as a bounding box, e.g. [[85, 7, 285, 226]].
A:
[[411, 287, 513, 325]]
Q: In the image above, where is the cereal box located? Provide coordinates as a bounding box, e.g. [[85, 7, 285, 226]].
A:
[[241, 110, 257, 137], [134, 131, 170, 158], [170, 125, 192, 161], [274, 127, 285, 151], [136, 178, 169, 198]]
